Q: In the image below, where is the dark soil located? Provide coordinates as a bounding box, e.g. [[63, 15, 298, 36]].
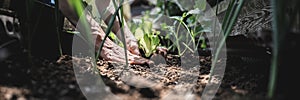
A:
[[0, 53, 85, 100], [1, 0, 296, 100], [0, 50, 274, 100]]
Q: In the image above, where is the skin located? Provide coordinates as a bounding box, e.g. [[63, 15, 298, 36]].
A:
[[59, 0, 153, 65]]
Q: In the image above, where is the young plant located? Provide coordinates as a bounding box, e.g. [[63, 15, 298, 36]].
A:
[[131, 12, 161, 57], [160, 11, 209, 56]]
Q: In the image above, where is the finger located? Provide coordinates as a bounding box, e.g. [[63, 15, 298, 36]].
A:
[[102, 53, 126, 64], [127, 43, 141, 55], [129, 57, 154, 65], [157, 47, 168, 56], [131, 47, 141, 56]]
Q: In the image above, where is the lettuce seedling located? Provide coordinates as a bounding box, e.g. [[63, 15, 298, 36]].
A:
[[132, 14, 161, 57]]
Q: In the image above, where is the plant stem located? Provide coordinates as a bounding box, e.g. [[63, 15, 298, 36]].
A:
[[115, 0, 129, 69], [222, 0, 236, 34], [175, 22, 182, 56], [268, 0, 283, 98], [209, 0, 244, 79], [55, 0, 63, 56]]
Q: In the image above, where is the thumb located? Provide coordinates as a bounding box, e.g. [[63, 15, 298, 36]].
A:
[[132, 48, 141, 56]]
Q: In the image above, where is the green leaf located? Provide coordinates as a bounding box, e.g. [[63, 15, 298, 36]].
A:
[[187, 8, 202, 15], [171, 0, 194, 11], [200, 39, 206, 48], [151, 35, 160, 49], [134, 28, 144, 40], [194, 0, 206, 11], [143, 34, 152, 57], [170, 16, 182, 21], [186, 15, 197, 26], [142, 21, 153, 34]]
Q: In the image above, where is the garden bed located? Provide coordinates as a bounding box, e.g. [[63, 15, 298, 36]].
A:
[[0, 50, 272, 99], [1, 0, 298, 99]]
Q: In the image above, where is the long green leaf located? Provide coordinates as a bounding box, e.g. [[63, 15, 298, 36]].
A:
[[209, 0, 244, 79], [267, 0, 285, 98], [114, 0, 129, 69]]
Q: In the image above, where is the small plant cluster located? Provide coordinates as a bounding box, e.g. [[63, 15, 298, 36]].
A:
[[54, 0, 297, 99], [130, 0, 209, 57], [130, 12, 160, 57]]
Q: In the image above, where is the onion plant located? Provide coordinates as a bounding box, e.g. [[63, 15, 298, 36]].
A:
[[267, 0, 298, 98], [210, 0, 244, 77]]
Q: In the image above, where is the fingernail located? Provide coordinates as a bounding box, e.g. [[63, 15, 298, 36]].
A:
[[129, 61, 134, 64]]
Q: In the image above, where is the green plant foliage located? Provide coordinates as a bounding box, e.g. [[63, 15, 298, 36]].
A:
[[138, 31, 160, 57], [166, 11, 209, 55], [131, 12, 161, 57], [194, 0, 206, 11], [209, 0, 244, 82], [109, 32, 124, 47]]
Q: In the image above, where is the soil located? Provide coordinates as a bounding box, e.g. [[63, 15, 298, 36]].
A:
[[1, 0, 296, 100], [0, 50, 274, 100]]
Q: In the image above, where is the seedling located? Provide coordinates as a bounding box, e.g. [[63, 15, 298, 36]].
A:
[[131, 12, 161, 57]]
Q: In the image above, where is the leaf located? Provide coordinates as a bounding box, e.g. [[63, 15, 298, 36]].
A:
[[212, 0, 231, 15], [134, 28, 144, 40], [171, 0, 194, 11], [194, 0, 206, 11], [186, 15, 197, 26], [200, 39, 206, 48], [143, 34, 152, 57], [151, 35, 160, 50], [109, 32, 117, 40], [170, 16, 182, 21], [187, 8, 202, 15], [66, 31, 80, 34], [142, 21, 153, 34]]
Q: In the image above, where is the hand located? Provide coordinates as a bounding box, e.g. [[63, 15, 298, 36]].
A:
[[127, 39, 140, 56]]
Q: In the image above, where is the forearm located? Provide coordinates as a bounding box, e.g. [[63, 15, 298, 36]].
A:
[[59, 0, 109, 40], [58, 0, 79, 26], [59, 0, 134, 41]]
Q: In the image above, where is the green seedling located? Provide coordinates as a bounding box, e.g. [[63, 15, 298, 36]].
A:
[[160, 11, 209, 56], [131, 12, 161, 57]]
